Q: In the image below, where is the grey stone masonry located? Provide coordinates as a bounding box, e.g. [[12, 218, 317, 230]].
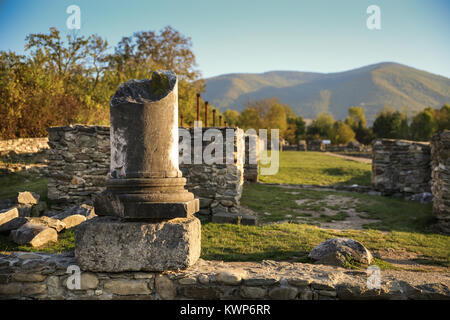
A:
[[0, 253, 448, 300], [244, 132, 259, 182], [179, 127, 245, 216], [371, 139, 431, 195], [431, 130, 450, 233], [0, 137, 49, 156], [47, 125, 246, 216], [46, 125, 110, 210]]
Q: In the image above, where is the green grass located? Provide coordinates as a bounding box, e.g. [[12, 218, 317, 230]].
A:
[[0, 229, 75, 254], [3, 220, 447, 269], [0, 172, 48, 201], [1, 152, 448, 271], [241, 183, 435, 232], [201, 222, 449, 268], [259, 151, 371, 186]]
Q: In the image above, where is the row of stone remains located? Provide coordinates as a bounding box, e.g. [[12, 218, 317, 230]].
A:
[[0, 137, 49, 156], [2, 252, 448, 300], [45, 125, 261, 223], [282, 140, 369, 152], [371, 131, 450, 233]]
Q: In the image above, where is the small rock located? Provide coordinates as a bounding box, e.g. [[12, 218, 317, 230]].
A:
[[27, 216, 66, 232], [17, 192, 40, 205], [58, 214, 86, 229], [80, 272, 99, 290], [220, 200, 234, 207], [31, 201, 47, 217], [155, 275, 176, 299], [103, 279, 150, 295], [0, 207, 19, 231], [240, 286, 266, 299], [17, 204, 33, 217], [10, 222, 58, 248], [216, 270, 246, 285], [268, 286, 298, 300], [308, 238, 373, 267]]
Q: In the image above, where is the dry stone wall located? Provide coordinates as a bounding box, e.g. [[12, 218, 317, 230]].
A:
[[47, 126, 248, 217], [431, 130, 450, 233], [0, 138, 49, 156], [179, 127, 245, 216], [46, 125, 110, 210], [244, 133, 259, 182], [1, 252, 448, 300], [371, 139, 431, 195]]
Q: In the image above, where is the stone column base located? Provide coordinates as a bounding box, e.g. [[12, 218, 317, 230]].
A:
[[74, 216, 201, 272]]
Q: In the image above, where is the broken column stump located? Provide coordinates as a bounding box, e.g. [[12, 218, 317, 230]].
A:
[[75, 71, 201, 272]]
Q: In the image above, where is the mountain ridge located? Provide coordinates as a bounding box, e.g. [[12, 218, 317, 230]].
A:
[[203, 62, 450, 122]]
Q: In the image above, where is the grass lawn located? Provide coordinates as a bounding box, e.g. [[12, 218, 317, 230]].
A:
[[1, 151, 448, 271], [241, 184, 434, 231], [258, 151, 371, 186], [0, 172, 48, 201]]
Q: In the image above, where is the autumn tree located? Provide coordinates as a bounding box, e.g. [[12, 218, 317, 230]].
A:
[[372, 107, 409, 139], [223, 109, 240, 126], [0, 26, 203, 138], [410, 108, 438, 141], [345, 106, 367, 130], [330, 121, 356, 144], [306, 112, 335, 139]]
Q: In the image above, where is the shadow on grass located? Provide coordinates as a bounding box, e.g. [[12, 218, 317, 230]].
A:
[[0, 172, 48, 202], [322, 167, 372, 186]]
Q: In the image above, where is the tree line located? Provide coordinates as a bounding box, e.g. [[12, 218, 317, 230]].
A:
[[222, 101, 450, 145], [0, 26, 223, 139], [1, 27, 448, 143]]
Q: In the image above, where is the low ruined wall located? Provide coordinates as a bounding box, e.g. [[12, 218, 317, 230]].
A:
[[0, 137, 49, 156], [371, 139, 431, 195], [47, 125, 247, 216], [307, 140, 325, 152], [1, 252, 448, 300], [431, 130, 450, 233], [46, 125, 111, 210], [179, 127, 245, 216], [244, 133, 259, 182]]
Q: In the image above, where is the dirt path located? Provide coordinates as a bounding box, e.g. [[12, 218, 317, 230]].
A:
[[324, 152, 372, 164]]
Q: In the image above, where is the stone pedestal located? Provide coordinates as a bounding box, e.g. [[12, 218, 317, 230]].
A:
[[75, 216, 201, 272], [75, 71, 201, 272]]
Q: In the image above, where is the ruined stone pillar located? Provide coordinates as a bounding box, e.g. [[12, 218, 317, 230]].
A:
[[94, 71, 199, 219], [75, 71, 201, 272]]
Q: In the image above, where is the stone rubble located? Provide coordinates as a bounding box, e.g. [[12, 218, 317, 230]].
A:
[[0, 201, 96, 247], [0, 253, 448, 300]]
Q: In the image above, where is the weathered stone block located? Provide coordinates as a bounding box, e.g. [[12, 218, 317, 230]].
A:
[[103, 279, 150, 295], [0, 207, 19, 232], [17, 191, 40, 205], [75, 216, 201, 272], [155, 275, 176, 299], [10, 222, 58, 248], [211, 211, 257, 225]]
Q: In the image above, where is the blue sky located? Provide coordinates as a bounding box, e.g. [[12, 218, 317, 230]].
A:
[[0, 0, 449, 78]]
